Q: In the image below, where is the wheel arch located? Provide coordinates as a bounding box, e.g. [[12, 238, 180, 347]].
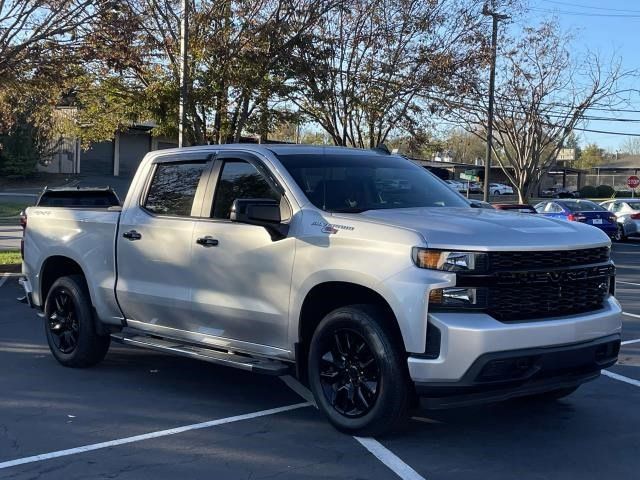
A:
[[40, 255, 90, 308], [295, 281, 404, 382]]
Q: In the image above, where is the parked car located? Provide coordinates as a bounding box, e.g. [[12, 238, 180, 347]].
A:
[[21, 145, 621, 435], [493, 204, 537, 214], [540, 186, 578, 198], [445, 179, 466, 193], [600, 198, 640, 241], [534, 200, 618, 238], [489, 183, 514, 196], [460, 181, 483, 193]]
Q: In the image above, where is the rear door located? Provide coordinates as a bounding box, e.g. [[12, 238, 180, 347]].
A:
[[116, 153, 213, 332], [189, 151, 296, 352]]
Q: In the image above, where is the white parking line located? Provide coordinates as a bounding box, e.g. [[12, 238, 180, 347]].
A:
[[622, 338, 640, 346], [279, 376, 426, 480], [0, 402, 311, 471], [623, 312, 640, 320], [354, 437, 426, 480], [602, 370, 640, 388], [617, 281, 640, 287]]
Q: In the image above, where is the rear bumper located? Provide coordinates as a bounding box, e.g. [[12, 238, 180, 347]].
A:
[[414, 334, 620, 408]]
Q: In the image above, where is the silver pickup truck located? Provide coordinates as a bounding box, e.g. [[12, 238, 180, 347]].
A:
[[21, 144, 622, 435]]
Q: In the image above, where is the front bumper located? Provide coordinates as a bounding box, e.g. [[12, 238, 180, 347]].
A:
[[408, 296, 622, 403], [414, 334, 620, 408]]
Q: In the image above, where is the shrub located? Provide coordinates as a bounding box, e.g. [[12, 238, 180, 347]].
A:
[[595, 184, 615, 198], [579, 185, 597, 198]]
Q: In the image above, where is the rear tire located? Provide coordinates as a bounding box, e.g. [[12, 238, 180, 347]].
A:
[[44, 275, 110, 368], [614, 224, 627, 242], [308, 305, 410, 436]]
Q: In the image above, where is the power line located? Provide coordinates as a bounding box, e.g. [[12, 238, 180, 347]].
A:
[[531, 7, 640, 17], [539, 0, 640, 14]]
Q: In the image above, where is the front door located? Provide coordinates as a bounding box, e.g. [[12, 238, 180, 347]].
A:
[[116, 155, 212, 332], [189, 152, 296, 352]]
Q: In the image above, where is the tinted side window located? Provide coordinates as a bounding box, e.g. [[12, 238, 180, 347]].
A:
[[212, 160, 280, 219], [144, 162, 207, 216]]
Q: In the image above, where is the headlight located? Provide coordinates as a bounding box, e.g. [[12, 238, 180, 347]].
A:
[[429, 287, 488, 309], [412, 248, 488, 273]]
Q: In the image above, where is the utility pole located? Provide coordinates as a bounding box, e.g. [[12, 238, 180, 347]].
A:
[[482, 1, 509, 202], [178, 0, 189, 148]]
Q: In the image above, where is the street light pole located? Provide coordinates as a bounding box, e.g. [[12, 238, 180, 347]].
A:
[[482, 1, 508, 202], [178, 0, 189, 148]]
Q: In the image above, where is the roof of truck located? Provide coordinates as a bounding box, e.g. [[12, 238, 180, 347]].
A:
[[150, 143, 398, 158]]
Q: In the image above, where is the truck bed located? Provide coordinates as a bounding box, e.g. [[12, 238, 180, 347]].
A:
[[22, 207, 124, 325]]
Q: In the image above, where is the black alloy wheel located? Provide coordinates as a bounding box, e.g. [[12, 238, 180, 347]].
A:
[[47, 288, 79, 354], [318, 329, 381, 418]]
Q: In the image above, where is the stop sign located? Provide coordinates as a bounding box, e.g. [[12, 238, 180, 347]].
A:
[[628, 175, 640, 189]]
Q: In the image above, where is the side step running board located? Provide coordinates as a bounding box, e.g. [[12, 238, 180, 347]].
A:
[[110, 332, 290, 376]]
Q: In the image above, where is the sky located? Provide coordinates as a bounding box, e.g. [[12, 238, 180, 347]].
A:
[[527, 0, 640, 152]]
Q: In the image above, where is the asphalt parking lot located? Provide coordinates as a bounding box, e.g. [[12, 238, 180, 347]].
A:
[[1, 241, 639, 480]]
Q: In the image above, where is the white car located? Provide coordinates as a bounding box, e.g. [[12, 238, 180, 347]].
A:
[[600, 198, 640, 241], [489, 183, 514, 196], [445, 179, 466, 192]]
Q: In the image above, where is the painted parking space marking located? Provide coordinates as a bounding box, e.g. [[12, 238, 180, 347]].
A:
[[617, 281, 640, 287], [602, 370, 640, 388], [622, 338, 640, 346], [623, 312, 640, 320], [280, 376, 426, 480], [0, 402, 311, 471], [354, 437, 427, 480]]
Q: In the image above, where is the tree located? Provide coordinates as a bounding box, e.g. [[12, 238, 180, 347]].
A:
[[621, 137, 640, 156], [72, 0, 332, 146], [443, 128, 486, 164], [0, 1, 118, 174], [449, 21, 635, 202], [575, 143, 604, 170], [287, 0, 488, 148]]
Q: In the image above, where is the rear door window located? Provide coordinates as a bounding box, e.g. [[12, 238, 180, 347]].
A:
[[144, 162, 208, 216]]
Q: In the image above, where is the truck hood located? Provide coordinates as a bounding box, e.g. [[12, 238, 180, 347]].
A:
[[355, 207, 611, 251]]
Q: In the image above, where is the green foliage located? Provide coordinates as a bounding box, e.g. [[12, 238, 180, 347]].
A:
[[575, 143, 604, 170], [595, 185, 615, 198], [0, 121, 40, 176], [578, 185, 597, 198]]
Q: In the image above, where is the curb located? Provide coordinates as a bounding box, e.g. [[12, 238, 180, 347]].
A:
[[0, 264, 21, 274]]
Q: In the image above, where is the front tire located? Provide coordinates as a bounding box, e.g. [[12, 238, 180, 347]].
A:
[[44, 275, 110, 368], [308, 305, 410, 436]]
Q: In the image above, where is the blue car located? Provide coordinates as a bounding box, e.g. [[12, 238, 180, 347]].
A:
[[534, 199, 618, 238]]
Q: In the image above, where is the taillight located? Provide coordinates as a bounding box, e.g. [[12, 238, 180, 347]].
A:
[[631, 213, 640, 220], [567, 214, 585, 222], [567, 214, 575, 221]]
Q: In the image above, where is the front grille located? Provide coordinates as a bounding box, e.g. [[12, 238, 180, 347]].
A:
[[456, 247, 614, 322], [488, 246, 610, 271], [488, 277, 611, 321]]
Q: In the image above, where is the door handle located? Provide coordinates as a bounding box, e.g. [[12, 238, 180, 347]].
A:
[[196, 236, 219, 247], [122, 230, 142, 241]]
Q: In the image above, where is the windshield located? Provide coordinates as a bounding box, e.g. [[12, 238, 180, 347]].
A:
[[563, 200, 606, 212], [275, 152, 470, 212]]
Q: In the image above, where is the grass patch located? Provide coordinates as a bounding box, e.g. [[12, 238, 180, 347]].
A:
[[0, 202, 29, 218], [0, 251, 21, 265]]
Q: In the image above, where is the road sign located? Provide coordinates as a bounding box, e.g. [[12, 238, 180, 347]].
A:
[[460, 173, 480, 182], [628, 175, 640, 189]]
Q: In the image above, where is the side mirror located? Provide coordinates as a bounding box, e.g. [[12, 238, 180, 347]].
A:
[[230, 198, 289, 240]]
